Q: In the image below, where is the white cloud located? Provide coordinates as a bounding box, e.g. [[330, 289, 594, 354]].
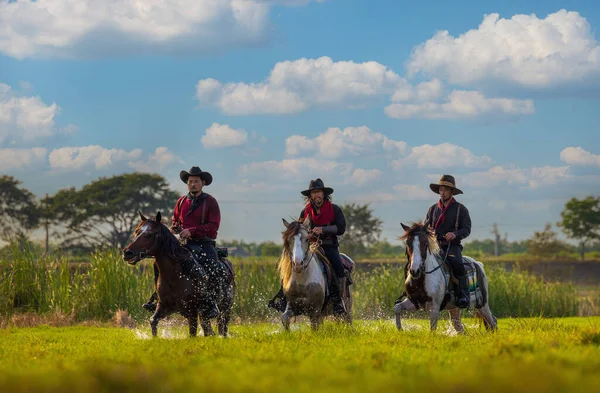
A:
[[286, 126, 407, 158], [393, 143, 492, 169], [385, 90, 534, 120], [352, 184, 432, 204], [462, 165, 571, 189], [0, 1, 329, 59], [348, 169, 382, 186], [0, 147, 47, 171], [196, 56, 405, 115], [128, 147, 183, 172], [240, 157, 353, 179], [406, 9, 600, 89], [48, 145, 144, 170], [201, 123, 248, 149], [0, 83, 75, 145], [560, 146, 600, 167]]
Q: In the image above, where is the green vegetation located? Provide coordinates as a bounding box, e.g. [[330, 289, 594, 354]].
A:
[[0, 318, 599, 393]]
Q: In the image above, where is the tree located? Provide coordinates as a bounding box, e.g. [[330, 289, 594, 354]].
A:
[[338, 203, 383, 257], [47, 173, 179, 249], [527, 223, 571, 259], [557, 196, 600, 260], [0, 175, 41, 241], [259, 241, 281, 257]]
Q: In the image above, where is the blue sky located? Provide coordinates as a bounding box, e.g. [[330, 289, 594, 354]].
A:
[[1, 0, 599, 244]]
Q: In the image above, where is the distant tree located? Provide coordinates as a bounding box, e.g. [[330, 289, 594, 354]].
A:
[[528, 223, 571, 259], [259, 241, 281, 257], [0, 175, 41, 241], [557, 196, 600, 261], [338, 203, 383, 257], [46, 173, 179, 249], [366, 239, 404, 257]]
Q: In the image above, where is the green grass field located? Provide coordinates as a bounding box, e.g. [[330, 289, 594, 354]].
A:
[[1, 317, 599, 393]]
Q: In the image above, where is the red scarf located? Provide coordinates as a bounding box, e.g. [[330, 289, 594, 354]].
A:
[[434, 197, 455, 229], [304, 200, 335, 226]]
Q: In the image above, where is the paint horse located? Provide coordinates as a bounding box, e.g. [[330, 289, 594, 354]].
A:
[[123, 211, 235, 337], [394, 222, 497, 333], [277, 217, 354, 330]]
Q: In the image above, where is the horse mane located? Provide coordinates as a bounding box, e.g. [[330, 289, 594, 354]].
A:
[[138, 219, 191, 262], [399, 221, 440, 256], [277, 221, 303, 290]]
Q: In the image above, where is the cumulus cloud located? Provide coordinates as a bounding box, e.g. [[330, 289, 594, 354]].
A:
[[385, 90, 534, 119], [0, 83, 75, 145], [47, 145, 180, 172], [196, 56, 405, 115], [0, 147, 47, 171], [286, 126, 407, 158], [393, 143, 492, 169], [462, 165, 571, 189], [201, 123, 249, 149], [560, 146, 600, 167], [0, 1, 328, 59], [353, 184, 432, 204], [406, 9, 600, 89], [348, 169, 383, 186]]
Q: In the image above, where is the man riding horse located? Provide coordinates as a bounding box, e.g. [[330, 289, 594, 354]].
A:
[[269, 178, 349, 318], [142, 166, 223, 319], [424, 175, 472, 309]]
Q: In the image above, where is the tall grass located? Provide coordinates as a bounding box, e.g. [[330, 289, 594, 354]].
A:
[[0, 244, 596, 322]]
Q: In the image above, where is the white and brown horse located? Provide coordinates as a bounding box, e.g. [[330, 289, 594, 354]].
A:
[[394, 222, 497, 333], [277, 217, 353, 330]]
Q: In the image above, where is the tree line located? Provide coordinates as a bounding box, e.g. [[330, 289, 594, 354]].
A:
[[1, 173, 599, 260]]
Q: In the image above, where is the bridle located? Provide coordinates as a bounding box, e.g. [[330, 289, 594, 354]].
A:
[[406, 230, 449, 279], [287, 225, 320, 272]]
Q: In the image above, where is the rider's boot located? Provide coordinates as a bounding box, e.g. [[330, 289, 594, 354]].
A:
[[455, 275, 470, 309], [268, 286, 287, 312], [331, 276, 348, 317]]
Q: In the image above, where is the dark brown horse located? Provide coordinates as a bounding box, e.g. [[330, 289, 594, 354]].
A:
[[123, 211, 234, 337]]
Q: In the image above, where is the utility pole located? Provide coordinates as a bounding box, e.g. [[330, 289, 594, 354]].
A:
[[491, 223, 500, 257], [44, 193, 49, 256]]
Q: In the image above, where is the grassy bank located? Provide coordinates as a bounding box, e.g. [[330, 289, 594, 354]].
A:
[[0, 318, 599, 393]]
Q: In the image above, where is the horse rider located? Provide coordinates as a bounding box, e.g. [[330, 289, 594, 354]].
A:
[[142, 166, 223, 319], [425, 175, 472, 309], [269, 178, 349, 318]]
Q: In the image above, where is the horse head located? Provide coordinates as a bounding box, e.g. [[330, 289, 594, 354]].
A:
[[123, 211, 163, 265], [282, 216, 312, 274], [400, 221, 439, 278]]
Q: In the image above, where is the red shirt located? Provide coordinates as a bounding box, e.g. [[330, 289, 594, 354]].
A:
[[171, 193, 220, 240]]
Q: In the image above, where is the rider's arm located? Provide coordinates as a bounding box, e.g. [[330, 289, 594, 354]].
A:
[[170, 197, 183, 232], [328, 205, 346, 236], [189, 197, 221, 238], [454, 205, 471, 240]]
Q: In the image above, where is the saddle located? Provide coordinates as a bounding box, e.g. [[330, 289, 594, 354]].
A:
[[185, 244, 234, 281]]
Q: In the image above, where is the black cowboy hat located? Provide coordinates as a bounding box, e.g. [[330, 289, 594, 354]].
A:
[[180, 166, 213, 186], [301, 178, 334, 196], [429, 174, 463, 195]]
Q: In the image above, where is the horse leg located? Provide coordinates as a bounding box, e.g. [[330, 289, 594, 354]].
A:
[[309, 313, 321, 331], [199, 316, 215, 336], [281, 304, 294, 331], [150, 304, 168, 337], [394, 298, 416, 331], [188, 312, 199, 338], [449, 308, 465, 334], [217, 298, 232, 338], [429, 308, 441, 332], [476, 303, 498, 331]]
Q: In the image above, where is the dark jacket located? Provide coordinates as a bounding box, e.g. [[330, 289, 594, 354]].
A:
[[299, 203, 346, 247], [425, 200, 471, 247]]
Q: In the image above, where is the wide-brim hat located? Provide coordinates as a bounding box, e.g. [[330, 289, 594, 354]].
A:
[[301, 178, 334, 196], [180, 166, 213, 186], [429, 174, 463, 195]]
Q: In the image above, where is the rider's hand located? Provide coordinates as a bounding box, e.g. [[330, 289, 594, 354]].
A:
[[312, 227, 323, 235], [180, 229, 192, 239], [444, 232, 456, 241]]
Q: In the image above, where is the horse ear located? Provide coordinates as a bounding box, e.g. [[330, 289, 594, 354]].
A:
[[401, 223, 410, 232], [139, 211, 147, 221], [156, 211, 162, 223], [282, 218, 290, 228]]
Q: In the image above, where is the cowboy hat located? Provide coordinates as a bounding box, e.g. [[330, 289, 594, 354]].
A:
[[301, 178, 334, 196], [429, 174, 463, 195], [180, 166, 213, 186]]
